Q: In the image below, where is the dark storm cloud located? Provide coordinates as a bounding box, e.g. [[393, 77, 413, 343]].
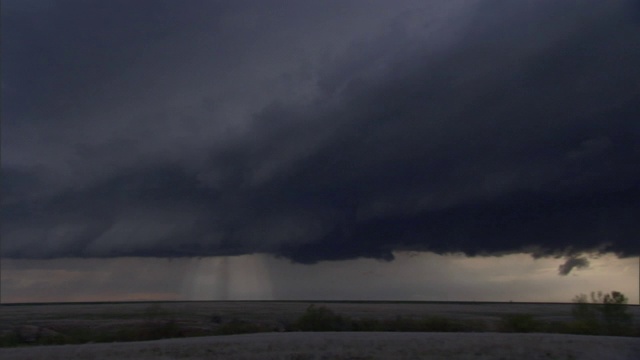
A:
[[558, 256, 590, 276], [2, 0, 639, 262]]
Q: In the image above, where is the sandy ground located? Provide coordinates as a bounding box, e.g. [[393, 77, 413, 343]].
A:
[[1, 332, 639, 360]]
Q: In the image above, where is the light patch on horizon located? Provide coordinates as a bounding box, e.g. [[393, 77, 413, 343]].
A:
[[1, 252, 637, 304], [184, 255, 274, 300]]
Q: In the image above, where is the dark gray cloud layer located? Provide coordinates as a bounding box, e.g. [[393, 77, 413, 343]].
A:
[[558, 256, 590, 276], [2, 0, 639, 262]]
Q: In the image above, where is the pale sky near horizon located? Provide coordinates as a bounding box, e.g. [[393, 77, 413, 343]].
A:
[[2, 1, 639, 304], [2, 252, 638, 304]]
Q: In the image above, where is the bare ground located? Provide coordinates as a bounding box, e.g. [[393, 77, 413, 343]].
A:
[[1, 332, 639, 360]]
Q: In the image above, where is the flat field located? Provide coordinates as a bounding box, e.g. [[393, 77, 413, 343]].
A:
[[1, 300, 614, 328], [1, 332, 639, 360], [1, 301, 639, 359]]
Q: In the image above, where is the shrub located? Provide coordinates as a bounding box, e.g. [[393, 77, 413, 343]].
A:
[[0, 332, 21, 347], [143, 303, 171, 319], [146, 319, 184, 339], [571, 290, 633, 336], [499, 313, 541, 333], [381, 316, 421, 332], [419, 316, 467, 332], [214, 319, 269, 335], [294, 305, 350, 331], [294, 307, 484, 333], [350, 318, 382, 331], [377, 315, 469, 332]]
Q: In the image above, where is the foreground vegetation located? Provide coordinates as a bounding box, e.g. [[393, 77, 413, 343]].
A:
[[1, 291, 637, 347], [293, 290, 636, 336]]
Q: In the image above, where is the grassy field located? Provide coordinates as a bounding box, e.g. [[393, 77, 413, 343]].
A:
[[1, 301, 638, 347]]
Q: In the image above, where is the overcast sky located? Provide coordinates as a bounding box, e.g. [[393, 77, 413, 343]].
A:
[[2, 0, 639, 303]]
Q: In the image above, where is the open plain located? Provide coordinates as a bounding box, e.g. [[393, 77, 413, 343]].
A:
[[1, 301, 618, 330], [1, 301, 639, 359], [1, 332, 639, 360]]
